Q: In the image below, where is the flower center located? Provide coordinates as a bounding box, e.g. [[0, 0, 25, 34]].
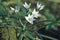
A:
[[28, 18, 32, 21]]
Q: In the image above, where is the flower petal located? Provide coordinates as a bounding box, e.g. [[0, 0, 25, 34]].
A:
[[10, 7, 15, 11]]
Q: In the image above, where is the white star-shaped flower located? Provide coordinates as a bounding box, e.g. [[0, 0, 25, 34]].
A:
[[23, 2, 31, 9], [25, 14, 35, 24], [37, 2, 45, 10], [32, 9, 41, 18], [10, 6, 20, 12]]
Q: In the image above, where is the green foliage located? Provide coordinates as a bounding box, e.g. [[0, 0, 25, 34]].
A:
[[48, 0, 60, 3], [25, 31, 35, 40], [0, 0, 60, 40], [44, 9, 56, 20]]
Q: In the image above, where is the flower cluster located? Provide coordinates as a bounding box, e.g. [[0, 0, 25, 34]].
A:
[[24, 2, 45, 24], [23, 2, 45, 10], [25, 9, 40, 24], [10, 2, 45, 24]]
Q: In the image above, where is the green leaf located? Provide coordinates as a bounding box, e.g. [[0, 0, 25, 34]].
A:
[[45, 25, 50, 30], [51, 25, 58, 30], [19, 34, 24, 40], [0, 4, 9, 17], [19, 7, 28, 16], [45, 22, 52, 30], [44, 9, 56, 20], [25, 31, 35, 40]]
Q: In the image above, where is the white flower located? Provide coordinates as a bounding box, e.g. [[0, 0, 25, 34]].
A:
[[37, 2, 45, 10], [37, 2, 41, 9], [32, 9, 41, 18], [15, 6, 20, 12], [10, 6, 20, 12], [39, 5, 45, 10], [25, 14, 35, 24], [23, 2, 31, 9]]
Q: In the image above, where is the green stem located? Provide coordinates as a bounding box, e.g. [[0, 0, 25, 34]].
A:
[[6, 27, 10, 40], [27, 9, 32, 14], [19, 19, 26, 30], [19, 34, 24, 40]]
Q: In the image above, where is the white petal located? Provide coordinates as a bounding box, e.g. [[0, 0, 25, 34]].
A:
[[37, 2, 41, 9], [29, 21, 33, 24], [28, 14, 31, 17], [23, 4, 26, 8], [10, 7, 15, 11], [25, 16, 28, 22], [32, 9, 41, 18], [25, 2, 28, 6], [32, 9, 36, 14], [15, 10, 19, 12], [29, 3, 31, 6], [39, 5, 45, 10]]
